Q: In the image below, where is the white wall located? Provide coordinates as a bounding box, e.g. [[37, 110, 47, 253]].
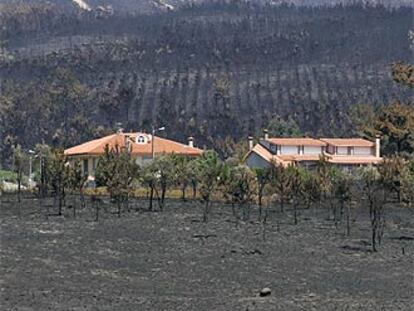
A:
[[354, 147, 372, 156], [336, 147, 348, 155], [304, 146, 322, 155], [281, 145, 298, 155]]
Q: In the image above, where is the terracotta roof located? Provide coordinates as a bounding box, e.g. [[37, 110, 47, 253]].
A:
[[247, 144, 289, 167], [65, 133, 203, 157], [266, 138, 327, 147], [278, 155, 322, 162], [320, 138, 375, 147], [327, 155, 382, 165]]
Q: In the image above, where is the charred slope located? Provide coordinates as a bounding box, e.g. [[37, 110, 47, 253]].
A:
[[0, 2, 412, 160]]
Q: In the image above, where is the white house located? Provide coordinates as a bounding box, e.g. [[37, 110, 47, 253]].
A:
[[245, 131, 382, 169]]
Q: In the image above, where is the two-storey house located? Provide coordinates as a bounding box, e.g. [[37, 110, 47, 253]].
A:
[[245, 132, 382, 169]]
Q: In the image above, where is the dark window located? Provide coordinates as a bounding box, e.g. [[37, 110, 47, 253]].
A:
[[83, 159, 89, 176]]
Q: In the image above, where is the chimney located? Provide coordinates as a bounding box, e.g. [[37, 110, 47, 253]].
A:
[[124, 134, 131, 152], [188, 136, 194, 148], [248, 136, 254, 150], [263, 129, 269, 141], [375, 135, 381, 158]]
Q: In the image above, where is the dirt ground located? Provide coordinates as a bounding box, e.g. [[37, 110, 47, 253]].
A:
[[0, 194, 413, 311]]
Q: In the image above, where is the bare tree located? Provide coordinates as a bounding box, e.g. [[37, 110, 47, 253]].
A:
[[12, 145, 26, 218]]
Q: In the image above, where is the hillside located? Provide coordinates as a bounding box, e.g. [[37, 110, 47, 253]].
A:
[[0, 1, 412, 164]]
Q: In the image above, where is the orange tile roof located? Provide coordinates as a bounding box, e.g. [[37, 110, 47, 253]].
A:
[[247, 144, 289, 167], [65, 133, 203, 157], [320, 138, 375, 147], [278, 155, 322, 162], [327, 155, 382, 165], [266, 138, 327, 147]]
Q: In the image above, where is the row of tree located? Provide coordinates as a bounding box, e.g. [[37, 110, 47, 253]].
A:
[[10, 141, 413, 252]]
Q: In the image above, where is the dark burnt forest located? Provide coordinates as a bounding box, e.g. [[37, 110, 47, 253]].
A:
[[0, 1, 412, 164]]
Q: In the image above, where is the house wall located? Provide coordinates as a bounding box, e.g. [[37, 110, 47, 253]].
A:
[[336, 147, 348, 155], [281, 145, 298, 155], [304, 146, 322, 155], [354, 147, 373, 155], [246, 152, 270, 169]]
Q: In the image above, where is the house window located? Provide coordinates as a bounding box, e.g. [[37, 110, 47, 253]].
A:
[[270, 144, 277, 153], [92, 158, 97, 172], [83, 159, 89, 176], [137, 135, 146, 144], [347, 147, 354, 155], [297, 145, 304, 154]]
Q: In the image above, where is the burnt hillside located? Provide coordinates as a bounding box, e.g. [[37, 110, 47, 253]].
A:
[[0, 1, 412, 164]]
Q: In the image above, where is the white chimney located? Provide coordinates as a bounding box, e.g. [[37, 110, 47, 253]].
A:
[[124, 134, 131, 152], [263, 129, 269, 141], [375, 135, 381, 158], [188, 136, 194, 148], [248, 136, 254, 150]]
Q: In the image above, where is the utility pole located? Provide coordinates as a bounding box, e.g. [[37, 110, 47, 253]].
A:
[[151, 126, 165, 160]]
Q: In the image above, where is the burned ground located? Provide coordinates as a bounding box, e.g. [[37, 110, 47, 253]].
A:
[[0, 195, 413, 310]]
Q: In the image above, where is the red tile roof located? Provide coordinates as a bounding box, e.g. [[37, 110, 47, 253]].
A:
[[266, 138, 327, 147], [247, 144, 289, 167], [326, 155, 382, 165], [278, 155, 322, 162], [320, 138, 375, 147], [65, 133, 203, 157]]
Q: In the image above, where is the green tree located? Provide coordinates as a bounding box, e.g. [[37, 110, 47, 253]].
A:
[[378, 156, 409, 203], [301, 170, 321, 210], [152, 155, 176, 210], [95, 145, 138, 217], [269, 161, 291, 213], [374, 102, 414, 156], [222, 164, 257, 221], [67, 160, 87, 218], [194, 151, 223, 222], [253, 167, 270, 219], [392, 62, 414, 88], [266, 114, 301, 138]]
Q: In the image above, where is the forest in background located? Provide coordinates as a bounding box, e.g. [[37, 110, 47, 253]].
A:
[[0, 0, 413, 166]]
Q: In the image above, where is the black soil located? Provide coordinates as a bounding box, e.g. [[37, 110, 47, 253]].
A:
[[1, 195, 413, 310]]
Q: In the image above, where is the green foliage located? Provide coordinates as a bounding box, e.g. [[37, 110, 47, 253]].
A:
[[268, 161, 291, 212], [266, 115, 302, 138], [301, 170, 321, 208], [95, 144, 139, 215], [392, 62, 414, 88], [375, 102, 414, 155], [378, 156, 410, 202], [194, 150, 223, 221], [222, 165, 257, 205], [0, 170, 17, 183], [351, 102, 414, 156], [67, 160, 87, 192], [195, 151, 223, 201]]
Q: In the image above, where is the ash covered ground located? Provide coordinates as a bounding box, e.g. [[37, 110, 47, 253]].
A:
[[0, 195, 413, 310]]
